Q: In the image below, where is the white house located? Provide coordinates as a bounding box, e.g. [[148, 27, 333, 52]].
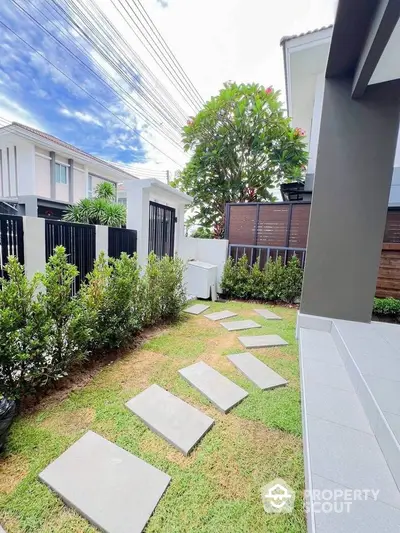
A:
[[281, 25, 400, 205], [0, 122, 138, 218]]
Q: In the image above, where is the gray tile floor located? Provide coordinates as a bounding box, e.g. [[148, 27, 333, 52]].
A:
[[238, 334, 288, 348], [179, 361, 248, 413], [39, 431, 171, 533], [220, 319, 261, 331], [184, 304, 210, 315], [300, 325, 400, 532], [228, 352, 287, 390], [204, 310, 237, 321], [126, 384, 214, 455]]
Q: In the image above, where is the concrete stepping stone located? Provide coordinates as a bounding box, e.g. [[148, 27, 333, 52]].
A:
[[184, 304, 209, 315], [204, 310, 237, 321], [179, 361, 248, 413], [126, 384, 214, 455], [238, 334, 288, 348], [228, 352, 288, 390], [39, 431, 170, 533], [221, 319, 261, 331], [254, 308, 282, 320]]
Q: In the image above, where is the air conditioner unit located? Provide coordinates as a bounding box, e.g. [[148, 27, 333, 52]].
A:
[[185, 260, 218, 300]]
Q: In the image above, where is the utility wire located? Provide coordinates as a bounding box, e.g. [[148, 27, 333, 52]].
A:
[[0, 18, 184, 167], [132, 0, 204, 106], [12, 0, 185, 149], [112, 0, 202, 112]]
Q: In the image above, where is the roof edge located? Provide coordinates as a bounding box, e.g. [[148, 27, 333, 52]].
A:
[[280, 25, 333, 46]]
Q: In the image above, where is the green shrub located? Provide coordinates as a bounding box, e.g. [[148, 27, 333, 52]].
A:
[[158, 255, 187, 321], [248, 258, 266, 300], [373, 297, 400, 318], [281, 255, 303, 303], [264, 256, 285, 301], [220, 257, 236, 297], [39, 246, 89, 378], [0, 247, 186, 401], [78, 252, 142, 351], [0, 258, 50, 400], [141, 252, 187, 326], [220, 253, 304, 303]]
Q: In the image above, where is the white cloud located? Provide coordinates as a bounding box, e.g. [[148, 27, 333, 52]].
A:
[[0, 95, 43, 129], [59, 107, 102, 126]]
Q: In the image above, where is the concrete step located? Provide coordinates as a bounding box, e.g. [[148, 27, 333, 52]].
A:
[[331, 319, 400, 492], [299, 327, 400, 533]]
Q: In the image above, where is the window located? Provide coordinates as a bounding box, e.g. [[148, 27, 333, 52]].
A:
[[55, 163, 68, 184], [118, 197, 127, 207], [88, 174, 93, 198]]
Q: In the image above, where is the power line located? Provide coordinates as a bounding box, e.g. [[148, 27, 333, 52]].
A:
[[12, 0, 185, 149], [0, 18, 184, 167], [112, 0, 202, 112], [132, 0, 204, 107]]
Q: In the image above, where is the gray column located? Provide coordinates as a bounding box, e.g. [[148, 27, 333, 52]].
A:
[[300, 78, 400, 322], [50, 151, 56, 199], [68, 158, 74, 203]]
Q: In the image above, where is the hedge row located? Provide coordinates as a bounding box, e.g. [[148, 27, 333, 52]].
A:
[[373, 297, 400, 320], [0, 247, 186, 401], [221, 254, 303, 303]]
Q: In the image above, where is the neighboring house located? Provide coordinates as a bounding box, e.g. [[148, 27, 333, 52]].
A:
[[281, 24, 400, 206], [0, 122, 138, 218]]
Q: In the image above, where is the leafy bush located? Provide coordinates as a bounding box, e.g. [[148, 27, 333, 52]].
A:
[[0, 258, 50, 400], [141, 252, 187, 326], [373, 297, 400, 319], [221, 253, 303, 304], [39, 247, 89, 377], [0, 248, 186, 401], [264, 257, 285, 301], [281, 256, 303, 303]]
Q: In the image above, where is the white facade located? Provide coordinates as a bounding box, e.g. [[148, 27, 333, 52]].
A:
[[282, 27, 400, 204], [0, 123, 137, 212]]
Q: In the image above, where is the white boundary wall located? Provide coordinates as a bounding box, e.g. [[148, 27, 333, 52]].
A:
[[178, 237, 229, 292]]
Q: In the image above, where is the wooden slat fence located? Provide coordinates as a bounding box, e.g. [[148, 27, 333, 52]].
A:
[[225, 202, 400, 298]]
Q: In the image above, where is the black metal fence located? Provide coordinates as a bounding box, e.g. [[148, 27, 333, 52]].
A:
[[0, 214, 24, 278], [108, 227, 137, 259], [45, 219, 96, 293], [228, 243, 307, 269], [148, 201, 176, 258]]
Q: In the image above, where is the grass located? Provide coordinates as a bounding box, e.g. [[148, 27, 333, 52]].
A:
[[0, 300, 305, 533]]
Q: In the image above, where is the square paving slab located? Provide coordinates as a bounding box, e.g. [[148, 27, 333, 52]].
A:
[[254, 308, 282, 320], [204, 310, 237, 321], [126, 384, 214, 455], [238, 334, 288, 348], [179, 361, 248, 413], [39, 431, 171, 533], [227, 352, 287, 390], [221, 319, 261, 331], [184, 304, 209, 315]]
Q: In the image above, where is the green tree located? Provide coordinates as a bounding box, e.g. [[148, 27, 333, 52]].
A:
[[63, 182, 126, 227], [172, 82, 308, 236]]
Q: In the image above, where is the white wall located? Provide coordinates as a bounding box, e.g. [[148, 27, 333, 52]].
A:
[[0, 134, 36, 197], [178, 237, 229, 292], [35, 147, 51, 198]]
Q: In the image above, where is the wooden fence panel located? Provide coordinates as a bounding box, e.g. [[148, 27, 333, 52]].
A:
[[289, 203, 310, 248], [377, 243, 400, 298], [257, 204, 290, 246]]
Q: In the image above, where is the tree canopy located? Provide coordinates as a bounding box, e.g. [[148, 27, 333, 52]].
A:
[[172, 82, 308, 237], [63, 182, 126, 227]]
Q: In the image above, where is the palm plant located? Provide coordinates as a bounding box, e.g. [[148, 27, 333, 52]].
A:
[[63, 182, 126, 227]]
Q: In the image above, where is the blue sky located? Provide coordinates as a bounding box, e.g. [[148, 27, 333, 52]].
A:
[[0, 0, 335, 172], [0, 0, 148, 165]]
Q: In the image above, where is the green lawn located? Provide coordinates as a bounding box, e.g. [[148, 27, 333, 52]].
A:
[[0, 300, 305, 533]]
